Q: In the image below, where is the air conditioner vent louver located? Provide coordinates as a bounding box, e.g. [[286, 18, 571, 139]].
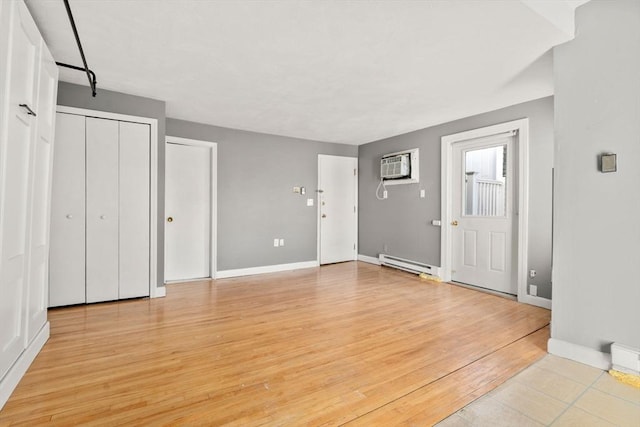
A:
[[381, 154, 411, 179]]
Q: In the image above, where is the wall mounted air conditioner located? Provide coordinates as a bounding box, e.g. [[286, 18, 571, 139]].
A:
[[380, 148, 419, 185], [381, 153, 411, 179]]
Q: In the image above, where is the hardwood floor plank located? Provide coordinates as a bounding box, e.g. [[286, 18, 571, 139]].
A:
[[0, 262, 549, 425], [347, 326, 550, 426]]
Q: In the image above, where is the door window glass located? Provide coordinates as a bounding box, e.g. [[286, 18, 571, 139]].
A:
[[463, 145, 507, 217]]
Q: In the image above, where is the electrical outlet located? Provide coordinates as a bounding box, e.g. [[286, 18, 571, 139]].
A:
[[529, 269, 537, 278], [420, 189, 426, 198], [383, 190, 388, 199], [279, 238, 284, 247], [529, 284, 538, 296], [273, 239, 279, 247], [306, 198, 314, 206]]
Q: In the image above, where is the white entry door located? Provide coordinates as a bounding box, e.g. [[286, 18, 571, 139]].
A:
[[165, 141, 213, 281], [318, 155, 357, 265], [451, 135, 516, 294]]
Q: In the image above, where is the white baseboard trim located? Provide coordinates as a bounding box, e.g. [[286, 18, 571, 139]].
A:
[[357, 254, 381, 265], [611, 343, 640, 375], [518, 294, 552, 310], [0, 322, 50, 410], [164, 277, 211, 285], [151, 286, 167, 298], [548, 338, 611, 371], [216, 261, 319, 279]]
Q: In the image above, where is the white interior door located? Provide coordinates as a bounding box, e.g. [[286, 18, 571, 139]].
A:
[[451, 135, 516, 294], [0, 1, 41, 378], [165, 142, 211, 281], [25, 47, 58, 342], [318, 155, 357, 265], [49, 113, 85, 307], [119, 121, 150, 298], [86, 117, 119, 303]]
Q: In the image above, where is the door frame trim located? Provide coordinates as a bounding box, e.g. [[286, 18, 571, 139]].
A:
[[441, 119, 549, 309], [56, 105, 161, 298], [165, 136, 218, 280], [317, 155, 358, 265]]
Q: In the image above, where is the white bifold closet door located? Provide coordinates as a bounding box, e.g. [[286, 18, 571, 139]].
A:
[[49, 114, 150, 306], [49, 113, 86, 306], [85, 118, 120, 303], [118, 122, 150, 299]]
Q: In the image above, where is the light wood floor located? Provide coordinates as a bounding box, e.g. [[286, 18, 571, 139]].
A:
[[0, 261, 550, 426]]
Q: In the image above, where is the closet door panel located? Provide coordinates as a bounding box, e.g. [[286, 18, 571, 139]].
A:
[[86, 117, 119, 303], [25, 47, 58, 338], [49, 113, 86, 307], [0, 0, 41, 379], [119, 121, 150, 298], [0, 1, 12, 130]]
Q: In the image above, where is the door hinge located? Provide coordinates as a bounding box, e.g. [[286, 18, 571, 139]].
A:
[[353, 243, 356, 250], [354, 168, 357, 176], [354, 205, 356, 213]]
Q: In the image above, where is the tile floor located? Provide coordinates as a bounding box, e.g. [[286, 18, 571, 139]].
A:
[[436, 354, 640, 426]]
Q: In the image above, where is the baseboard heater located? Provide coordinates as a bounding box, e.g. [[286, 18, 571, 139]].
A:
[[378, 254, 441, 278]]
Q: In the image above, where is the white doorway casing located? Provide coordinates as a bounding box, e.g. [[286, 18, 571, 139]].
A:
[[441, 119, 551, 309], [164, 136, 217, 282], [318, 155, 358, 265]]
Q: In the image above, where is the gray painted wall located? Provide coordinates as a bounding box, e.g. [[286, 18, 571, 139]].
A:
[[552, 0, 640, 353], [166, 118, 357, 271], [359, 96, 554, 298], [57, 81, 167, 286]]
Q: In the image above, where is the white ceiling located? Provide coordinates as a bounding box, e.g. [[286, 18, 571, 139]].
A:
[[26, 1, 586, 145]]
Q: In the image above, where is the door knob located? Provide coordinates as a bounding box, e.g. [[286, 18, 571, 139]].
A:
[[451, 220, 458, 226], [321, 214, 327, 218], [100, 215, 107, 220], [167, 217, 173, 222], [66, 214, 73, 219]]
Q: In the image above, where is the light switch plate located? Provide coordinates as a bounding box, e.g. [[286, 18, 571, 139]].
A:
[[600, 153, 617, 173]]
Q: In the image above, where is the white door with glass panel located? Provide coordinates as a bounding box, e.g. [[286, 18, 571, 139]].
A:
[[165, 142, 213, 281], [451, 135, 516, 294], [318, 155, 357, 265]]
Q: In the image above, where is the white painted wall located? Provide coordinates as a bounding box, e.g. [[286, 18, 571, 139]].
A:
[[359, 97, 554, 298], [551, 0, 640, 366]]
